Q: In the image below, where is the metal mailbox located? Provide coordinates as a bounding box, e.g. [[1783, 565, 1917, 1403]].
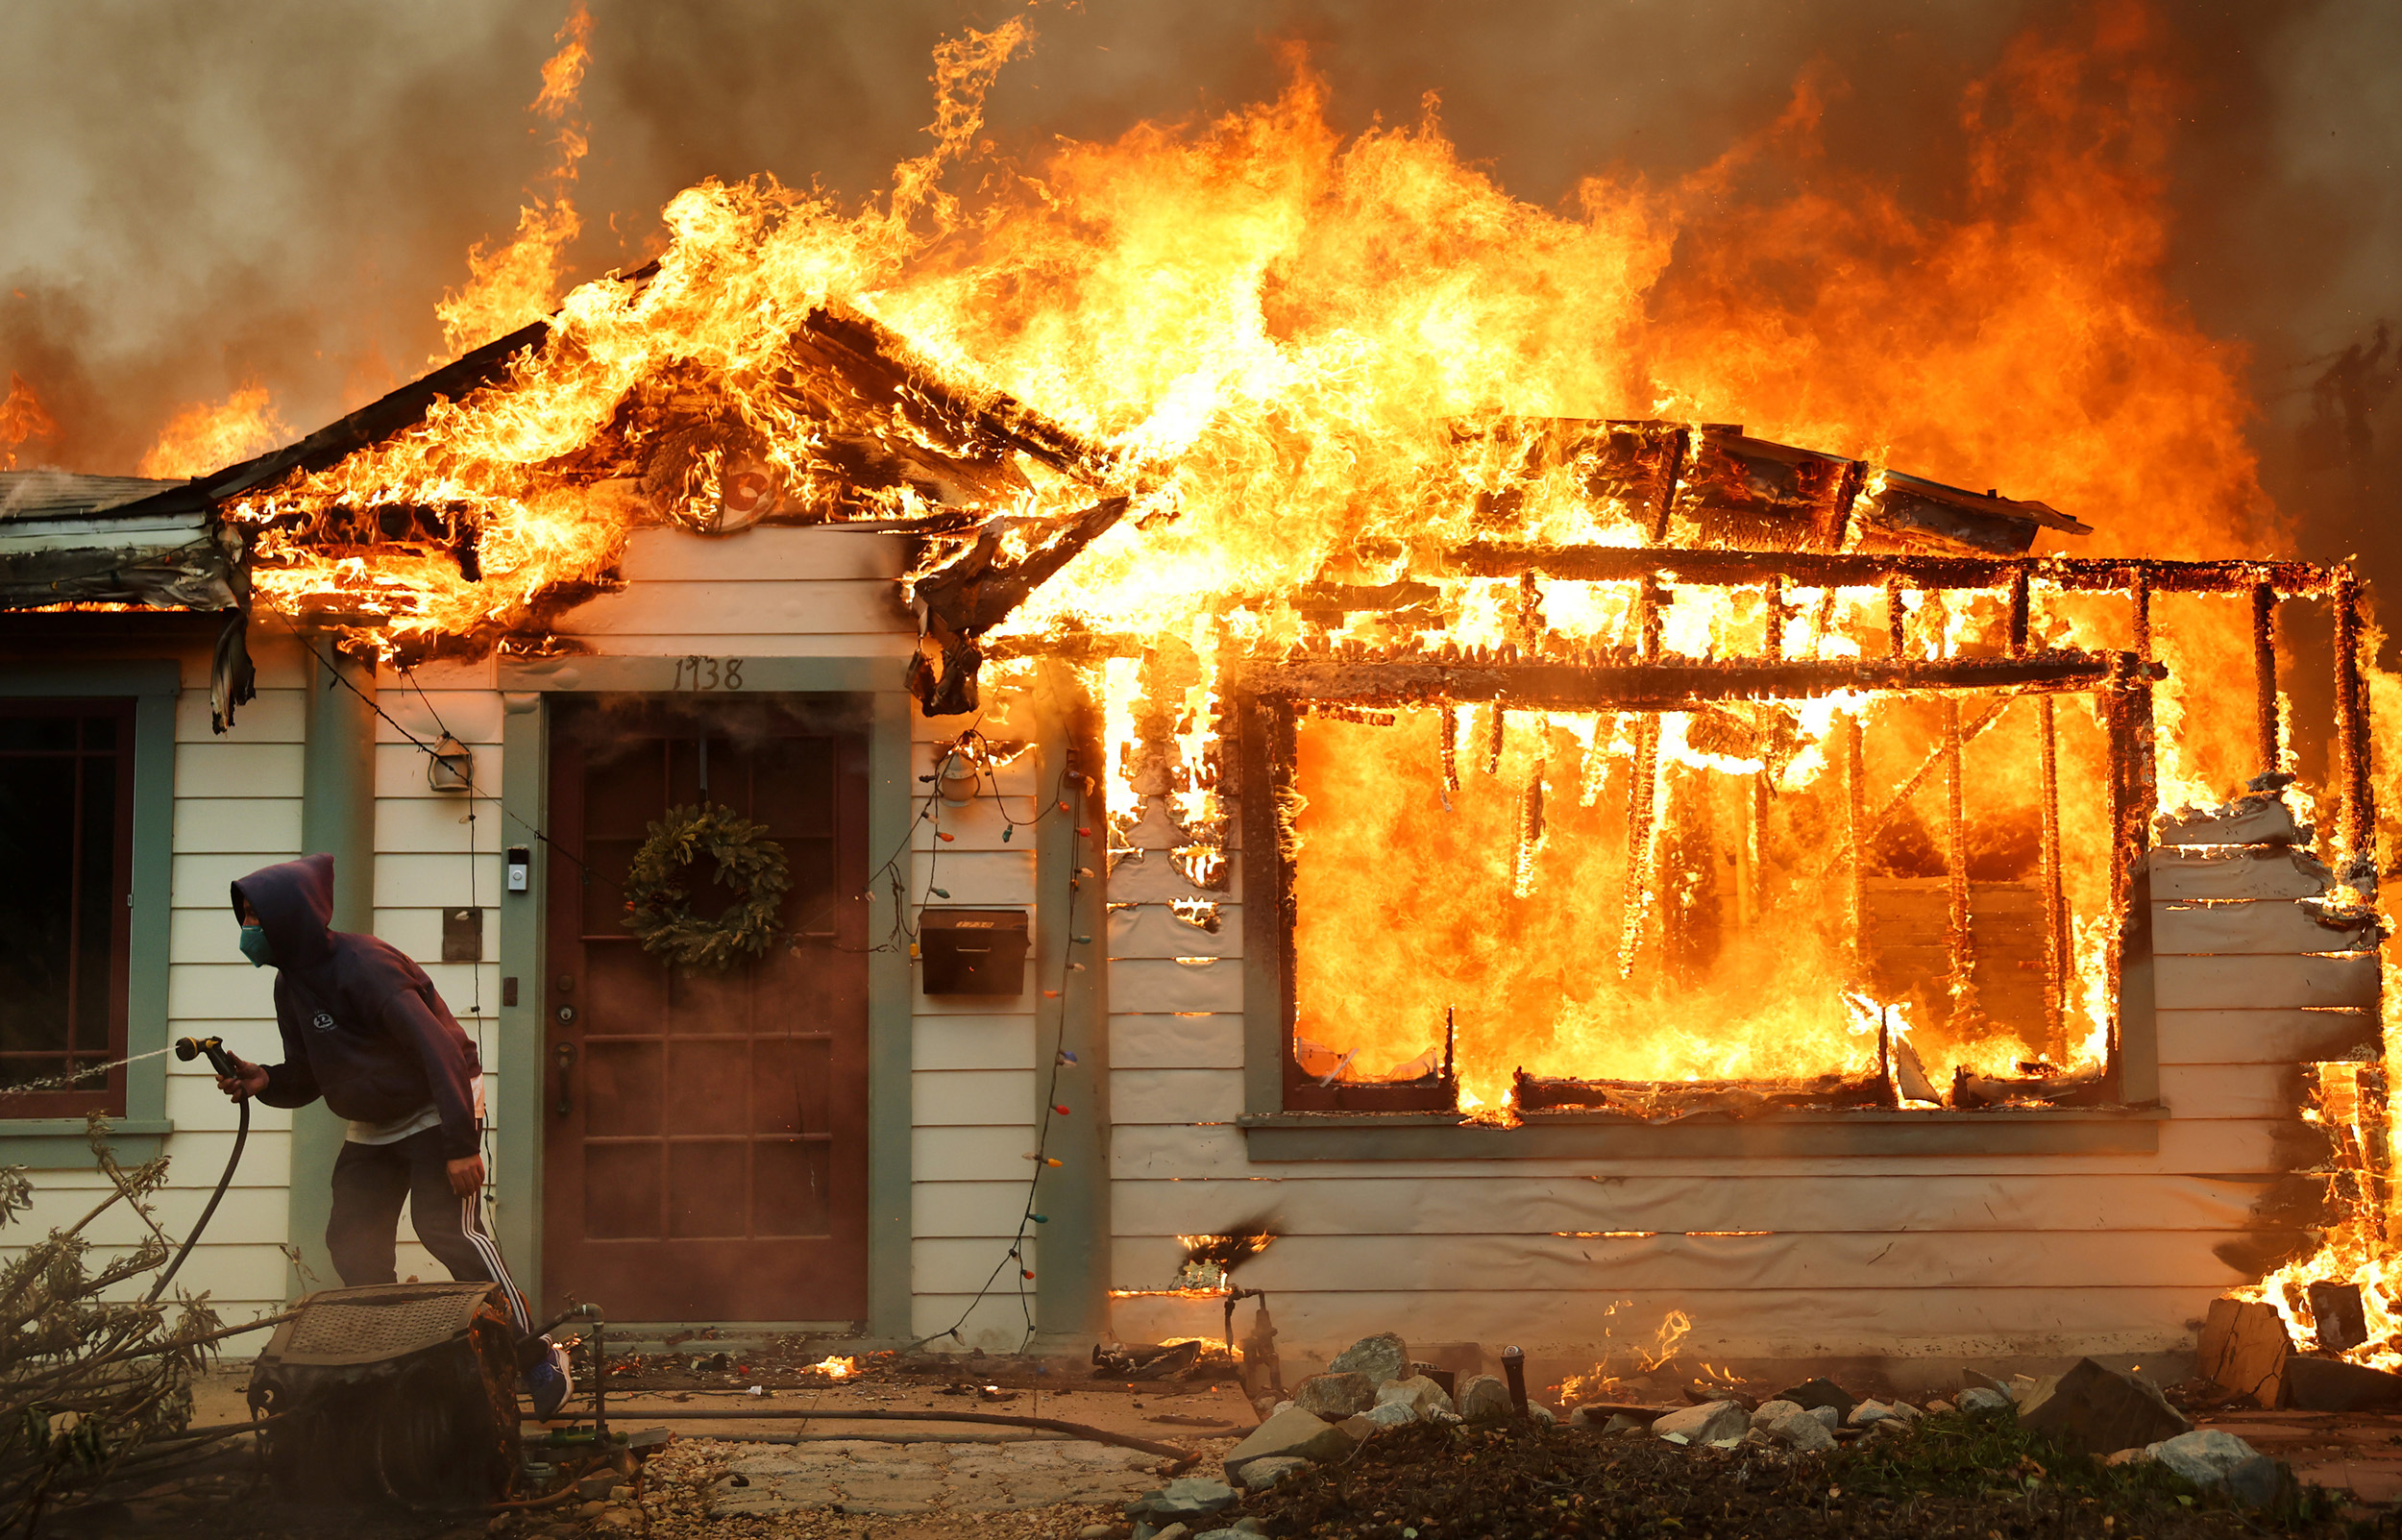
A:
[[919, 908, 1031, 995]]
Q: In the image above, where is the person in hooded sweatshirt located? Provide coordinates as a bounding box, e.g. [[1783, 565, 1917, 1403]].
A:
[[213, 853, 571, 1415]]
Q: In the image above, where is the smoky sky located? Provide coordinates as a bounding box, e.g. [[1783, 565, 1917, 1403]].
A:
[[2, 0, 2395, 568]]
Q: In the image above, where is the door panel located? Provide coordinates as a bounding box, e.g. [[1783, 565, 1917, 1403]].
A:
[[543, 697, 870, 1322]]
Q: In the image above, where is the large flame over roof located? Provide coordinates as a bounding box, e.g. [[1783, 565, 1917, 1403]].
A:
[[205, 11, 2277, 658]]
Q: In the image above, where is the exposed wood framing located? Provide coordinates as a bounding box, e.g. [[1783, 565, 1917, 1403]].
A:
[[1620, 715, 1662, 980], [1450, 545, 2345, 599], [1239, 652, 2143, 711], [2131, 569, 2153, 662], [2105, 655, 2161, 1104], [1942, 696, 1972, 1015], [2039, 695, 2069, 1060], [2334, 571, 2376, 860], [2252, 581, 2281, 775], [1845, 711, 1867, 976]]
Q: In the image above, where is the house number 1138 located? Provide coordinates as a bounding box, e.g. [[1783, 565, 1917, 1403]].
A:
[[674, 656, 744, 691]]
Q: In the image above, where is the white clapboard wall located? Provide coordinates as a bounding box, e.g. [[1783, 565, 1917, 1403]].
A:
[[1106, 790, 2381, 1374], [370, 653, 505, 1293], [3, 632, 311, 1325]]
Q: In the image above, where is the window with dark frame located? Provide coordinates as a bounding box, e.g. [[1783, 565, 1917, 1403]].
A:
[[0, 700, 135, 1117]]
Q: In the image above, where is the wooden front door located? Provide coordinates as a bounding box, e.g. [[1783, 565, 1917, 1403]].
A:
[[543, 697, 870, 1323]]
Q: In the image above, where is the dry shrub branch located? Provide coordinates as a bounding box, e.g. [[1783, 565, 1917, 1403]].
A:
[[0, 1113, 233, 1534]]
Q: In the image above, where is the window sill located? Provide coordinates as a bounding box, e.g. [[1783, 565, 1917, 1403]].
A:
[[0, 1119, 173, 1165], [1235, 1104, 2166, 1161]]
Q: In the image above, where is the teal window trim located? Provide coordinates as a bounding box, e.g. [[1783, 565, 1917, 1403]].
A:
[[0, 659, 179, 1160]]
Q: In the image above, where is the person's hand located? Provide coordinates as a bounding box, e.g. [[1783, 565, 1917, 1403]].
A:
[[214, 1055, 269, 1102], [446, 1154, 486, 1198]]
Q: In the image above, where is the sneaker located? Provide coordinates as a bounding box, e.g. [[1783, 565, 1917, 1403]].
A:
[[524, 1342, 574, 1419]]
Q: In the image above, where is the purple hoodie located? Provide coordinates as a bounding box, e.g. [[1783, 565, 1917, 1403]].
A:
[[230, 854, 482, 1159]]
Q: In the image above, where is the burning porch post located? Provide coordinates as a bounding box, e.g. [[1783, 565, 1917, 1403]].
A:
[[2104, 651, 2161, 1104], [2251, 580, 2281, 775], [1941, 695, 1972, 1022], [2333, 570, 2376, 863], [2038, 695, 2069, 1062], [1617, 578, 1666, 979], [1844, 710, 1867, 978]]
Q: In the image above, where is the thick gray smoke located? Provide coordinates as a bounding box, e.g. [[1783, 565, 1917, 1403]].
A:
[[1, 0, 2394, 574]]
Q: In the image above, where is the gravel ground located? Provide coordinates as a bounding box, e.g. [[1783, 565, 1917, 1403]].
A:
[[1242, 1417, 2386, 1540]]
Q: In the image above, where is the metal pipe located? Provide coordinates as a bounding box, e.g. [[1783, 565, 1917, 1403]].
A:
[[2252, 581, 2280, 775], [2038, 695, 2068, 1061]]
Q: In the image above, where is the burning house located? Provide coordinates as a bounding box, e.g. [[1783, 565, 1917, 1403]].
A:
[[0, 28, 2391, 1399]]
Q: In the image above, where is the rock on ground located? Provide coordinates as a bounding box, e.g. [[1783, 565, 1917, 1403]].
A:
[[1129, 1476, 1239, 1521], [1956, 1386, 2012, 1415], [1238, 1455, 1312, 1492], [1328, 1332, 1409, 1384], [2148, 1429, 2278, 1508], [1291, 1371, 1377, 1419], [1771, 1378, 1855, 1422], [1752, 1401, 1835, 1453], [1457, 1375, 1515, 1422], [2282, 1354, 2402, 1412], [1363, 1401, 1418, 1430], [2016, 1357, 2191, 1456], [1224, 1406, 1358, 1483], [1653, 1401, 1749, 1445], [1377, 1374, 1455, 1418]]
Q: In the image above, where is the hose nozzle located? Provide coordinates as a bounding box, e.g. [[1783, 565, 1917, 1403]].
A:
[[176, 1036, 237, 1079]]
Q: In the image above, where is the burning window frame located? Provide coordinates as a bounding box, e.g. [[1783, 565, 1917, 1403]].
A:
[[1232, 545, 2376, 1143]]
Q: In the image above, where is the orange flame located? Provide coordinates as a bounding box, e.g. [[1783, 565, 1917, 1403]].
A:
[[435, 2, 595, 357], [0, 373, 55, 470], [136, 385, 290, 479]]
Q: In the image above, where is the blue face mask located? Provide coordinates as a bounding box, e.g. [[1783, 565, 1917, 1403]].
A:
[[238, 924, 275, 968]]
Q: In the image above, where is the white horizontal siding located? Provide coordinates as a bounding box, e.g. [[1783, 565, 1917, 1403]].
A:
[[1097, 793, 2365, 1363]]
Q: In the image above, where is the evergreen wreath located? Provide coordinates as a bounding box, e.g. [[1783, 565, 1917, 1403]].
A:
[[621, 802, 792, 971]]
